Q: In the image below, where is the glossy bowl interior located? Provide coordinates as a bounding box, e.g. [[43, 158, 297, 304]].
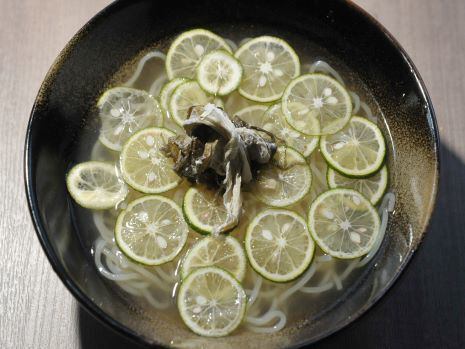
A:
[[25, 0, 439, 347]]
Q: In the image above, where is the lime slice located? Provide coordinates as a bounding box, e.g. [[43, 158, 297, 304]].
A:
[[327, 165, 388, 205], [183, 187, 229, 234], [97, 87, 163, 151], [120, 127, 181, 193], [282, 74, 352, 135], [245, 209, 314, 282], [308, 188, 380, 259], [196, 50, 243, 96], [66, 161, 128, 209], [238, 104, 319, 157], [115, 195, 188, 265], [177, 266, 246, 337], [320, 116, 386, 177], [159, 78, 186, 111], [252, 146, 312, 207], [169, 80, 217, 126], [166, 29, 232, 80], [235, 36, 300, 102], [181, 236, 246, 281]]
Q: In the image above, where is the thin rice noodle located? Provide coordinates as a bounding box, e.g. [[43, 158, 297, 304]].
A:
[[90, 56, 397, 334]]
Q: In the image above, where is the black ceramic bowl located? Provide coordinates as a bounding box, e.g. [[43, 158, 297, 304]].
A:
[[25, 0, 439, 347]]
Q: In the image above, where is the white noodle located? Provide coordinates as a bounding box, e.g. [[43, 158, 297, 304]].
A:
[[154, 266, 177, 284], [340, 259, 360, 280], [277, 264, 317, 304], [92, 211, 115, 243], [129, 264, 172, 291], [89, 53, 398, 335], [358, 192, 395, 267], [350, 91, 361, 115], [310, 161, 327, 187], [331, 271, 343, 290], [309, 60, 345, 86], [141, 289, 171, 309], [300, 282, 334, 294], [94, 238, 174, 309], [246, 310, 287, 334], [246, 274, 263, 307], [123, 50, 166, 87], [225, 38, 238, 51], [94, 239, 140, 281], [360, 101, 376, 123], [148, 73, 168, 97], [118, 283, 145, 297], [316, 254, 333, 263], [238, 37, 252, 47], [385, 192, 396, 212], [100, 240, 173, 291], [309, 60, 379, 123]]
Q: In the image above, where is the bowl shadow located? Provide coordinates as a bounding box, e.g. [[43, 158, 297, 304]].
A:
[[78, 144, 464, 348]]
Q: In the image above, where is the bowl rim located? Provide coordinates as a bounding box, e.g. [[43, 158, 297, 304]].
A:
[[24, 0, 440, 347]]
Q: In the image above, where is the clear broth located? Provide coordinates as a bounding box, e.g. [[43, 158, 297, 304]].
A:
[[71, 24, 393, 347]]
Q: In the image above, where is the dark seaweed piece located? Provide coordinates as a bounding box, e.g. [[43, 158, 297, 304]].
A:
[[163, 103, 277, 233]]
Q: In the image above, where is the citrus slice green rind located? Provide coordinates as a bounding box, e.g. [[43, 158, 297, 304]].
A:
[[120, 127, 181, 193], [327, 165, 388, 205], [181, 236, 246, 281], [196, 50, 243, 96], [66, 161, 128, 210], [308, 188, 381, 259], [177, 266, 247, 337], [282, 74, 352, 136], [235, 36, 300, 102], [320, 116, 386, 177], [97, 87, 163, 151], [183, 187, 230, 234], [252, 146, 312, 207], [166, 29, 232, 80], [245, 209, 315, 282], [115, 195, 189, 265]]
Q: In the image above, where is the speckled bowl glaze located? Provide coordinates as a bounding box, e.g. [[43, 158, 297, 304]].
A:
[[25, 0, 439, 347]]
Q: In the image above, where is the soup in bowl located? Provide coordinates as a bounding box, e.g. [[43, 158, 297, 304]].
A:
[[25, 0, 439, 347]]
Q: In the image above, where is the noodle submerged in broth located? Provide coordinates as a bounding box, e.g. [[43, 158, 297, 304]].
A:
[[67, 29, 394, 338]]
